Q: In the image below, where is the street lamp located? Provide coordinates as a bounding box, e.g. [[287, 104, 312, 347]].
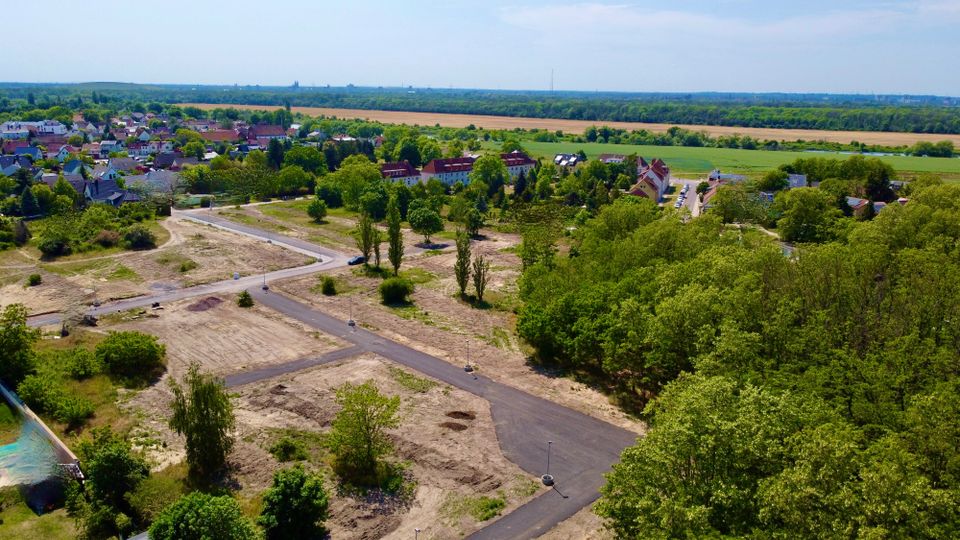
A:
[[541, 441, 554, 486], [415, 528, 421, 540]]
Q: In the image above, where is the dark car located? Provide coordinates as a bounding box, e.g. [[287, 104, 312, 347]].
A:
[[347, 255, 366, 266]]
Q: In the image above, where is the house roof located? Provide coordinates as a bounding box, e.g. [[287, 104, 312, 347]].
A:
[[500, 151, 536, 167], [249, 124, 286, 137], [597, 153, 625, 163], [201, 129, 239, 142], [422, 157, 475, 174], [153, 151, 183, 168], [0, 155, 31, 170], [846, 196, 869, 209], [108, 157, 140, 172], [380, 160, 419, 179], [2, 140, 29, 154]]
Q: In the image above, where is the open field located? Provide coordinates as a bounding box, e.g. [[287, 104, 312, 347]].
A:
[[503, 140, 960, 178], [179, 102, 960, 147]]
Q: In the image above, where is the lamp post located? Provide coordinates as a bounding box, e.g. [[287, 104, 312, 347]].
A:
[[415, 528, 421, 540], [541, 440, 554, 486]]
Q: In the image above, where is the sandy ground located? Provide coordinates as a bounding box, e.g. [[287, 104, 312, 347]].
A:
[[180, 102, 960, 146], [0, 216, 312, 317], [101, 294, 344, 468], [232, 354, 541, 540], [536, 504, 612, 540], [271, 235, 646, 435]]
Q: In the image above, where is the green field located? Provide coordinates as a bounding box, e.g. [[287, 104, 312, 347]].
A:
[[501, 141, 960, 179]]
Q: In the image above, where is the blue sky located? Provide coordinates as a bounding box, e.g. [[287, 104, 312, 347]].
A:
[[9, 0, 960, 95]]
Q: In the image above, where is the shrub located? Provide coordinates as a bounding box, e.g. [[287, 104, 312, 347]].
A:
[[27, 274, 41, 286], [17, 373, 61, 414], [95, 331, 166, 385], [269, 437, 308, 462], [307, 198, 327, 223], [258, 465, 329, 540], [379, 277, 414, 305], [38, 235, 71, 257], [65, 347, 102, 380], [149, 492, 258, 540], [123, 224, 156, 250], [320, 276, 336, 296], [237, 290, 254, 307], [127, 469, 186, 524], [178, 259, 198, 273], [93, 229, 120, 247], [56, 395, 95, 429]]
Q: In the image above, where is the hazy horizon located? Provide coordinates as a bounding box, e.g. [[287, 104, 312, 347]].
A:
[[7, 0, 959, 95]]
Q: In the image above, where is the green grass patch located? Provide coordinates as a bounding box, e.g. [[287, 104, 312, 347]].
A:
[[107, 264, 139, 281], [442, 493, 507, 522], [388, 366, 439, 393], [422, 249, 445, 257], [0, 487, 76, 540], [0, 402, 20, 446], [216, 209, 290, 233], [502, 140, 960, 177], [265, 429, 328, 465], [399, 268, 437, 285], [389, 304, 436, 326], [126, 462, 188, 525]]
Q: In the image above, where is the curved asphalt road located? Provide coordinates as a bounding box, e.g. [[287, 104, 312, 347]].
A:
[[40, 208, 637, 539]]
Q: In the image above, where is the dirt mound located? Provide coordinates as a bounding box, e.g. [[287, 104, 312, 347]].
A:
[[440, 422, 468, 432], [446, 411, 476, 421], [186, 296, 223, 312]]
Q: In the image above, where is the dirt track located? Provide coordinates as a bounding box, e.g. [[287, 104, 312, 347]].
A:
[[179, 103, 960, 147]]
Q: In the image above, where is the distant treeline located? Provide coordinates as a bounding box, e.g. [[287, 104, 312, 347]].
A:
[[2, 83, 960, 134]]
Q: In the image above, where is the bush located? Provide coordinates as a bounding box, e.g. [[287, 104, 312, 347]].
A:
[[149, 492, 258, 540], [123, 224, 156, 250], [237, 290, 254, 307], [93, 229, 120, 247], [27, 274, 41, 286], [258, 465, 329, 540], [269, 437, 308, 462], [65, 347, 102, 380], [307, 198, 327, 223], [127, 468, 186, 524], [55, 395, 95, 429], [17, 373, 61, 414], [95, 331, 166, 385], [178, 259, 197, 272], [38, 235, 71, 257], [320, 276, 336, 296], [379, 277, 414, 305]]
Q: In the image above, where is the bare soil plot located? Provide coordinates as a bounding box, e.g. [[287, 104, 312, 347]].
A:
[[231, 354, 541, 540], [536, 504, 611, 540], [102, 295, 345, 468], [0, 217, 312, 316], [179, 103, 960, 147], [271, 233, 645, 435]]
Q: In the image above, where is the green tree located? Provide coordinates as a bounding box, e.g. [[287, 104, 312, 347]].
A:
[[20, 185, 40, 216], [757, 169, 790, 191], [282, 145, 326, 175], [169, 363, 235, 481], [181, 141, 205, 160], [469, 154, 508, 199], [394, 137, 421, 167], [454, 229, 471, 296], [408, 207, 443, 245], [123, 224, 157, 249], [354, 213, 376, 263], [307, 197, 327, 223], [76, 427, 148, 513], [773, 187, 842, 243], [149, 492, 259, 540], [331, 154, 381, 211], [386, 195, 403, 275], [277, 165, 312, 195], [237, 290, 254, 307], [258, 465, 329, 540], [95, 331, 165, 385], [267, 138, 285, 170], [472, 251, 490, 303], [0, 304, 38, 387], [327, 381, 400, 480]]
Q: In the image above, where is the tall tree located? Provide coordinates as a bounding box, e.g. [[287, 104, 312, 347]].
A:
[[386, 195, 403, 275], [168, 362, 235, 481], [354, 213, 376, 264], [471, 250, 490, 303], [454, 230, 471, 297], [149, 492, 258, 540], [0, 304, 38, 388], [267, 138, 285, 170], [20, 185, 40, 216], [408, 207, 443, 245], [372, 227, 383, 268]]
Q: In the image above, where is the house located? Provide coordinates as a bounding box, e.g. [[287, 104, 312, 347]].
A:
[[125, 170, 179, 194], [380, 161, 422, 187], [873, 201, 887, 213], [108, 157, 141, 173], [170, 157, 200, 170], [553, 153, 581, 167], [421, 157, 476, 186], [200, 129, 238, 143], [1, 122, 31, 140], [13, 146, 43, 161], [63, 159, 92, 176], [247, 124, 288, 144], [2, 140, 30, 154], [81, 142, 101, 158], [0, 155, 32, 176], [84, 178, 140, 207], [41, 173, 85, 194], [152, 152, 183, 169], [127, 140, 173, 158], [99, 140, 124, 156], [500, 151, 536, 179], [846, 196, 870, 215], [331, 134, 356, 143], [597, 153, 626, 164], [708, 169, 746, 182], [628, 157, 670, 201], [46, 145, 78, 162], [92, 165, 120, 181], [38, 120, 67, 135], [787, 174, 807, 189]]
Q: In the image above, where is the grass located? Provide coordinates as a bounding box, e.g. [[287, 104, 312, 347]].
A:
[[107, 264, 139, 281], [0, 402, 20, 445], [216, 209, 290, 233], [265, 429, 328, 465], [499, 140, 960, 178], [441, 493, 507, 522], [388, 366, 439, 393], [0, 487, 76, 540], [399, 268, 437, 285], [389, 304, 437, 326]]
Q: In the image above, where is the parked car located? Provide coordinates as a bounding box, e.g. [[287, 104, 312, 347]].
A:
[[347, 255, 366, 265]]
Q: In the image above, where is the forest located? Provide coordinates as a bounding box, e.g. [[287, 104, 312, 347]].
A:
[[2, 83, 960, 134], [516, 183, 960, 537]]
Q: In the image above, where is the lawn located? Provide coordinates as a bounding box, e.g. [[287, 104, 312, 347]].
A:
[[500, 140, 960, 179]]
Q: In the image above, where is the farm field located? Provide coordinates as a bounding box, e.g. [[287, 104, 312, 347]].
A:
[[502, 140, 960, 179], [178, 102, 960, 147]]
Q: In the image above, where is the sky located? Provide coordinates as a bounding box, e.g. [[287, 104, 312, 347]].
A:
[[7, 0, 960, 95]]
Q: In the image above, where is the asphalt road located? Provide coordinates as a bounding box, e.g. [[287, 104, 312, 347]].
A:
[[248, 287, 638, 540]]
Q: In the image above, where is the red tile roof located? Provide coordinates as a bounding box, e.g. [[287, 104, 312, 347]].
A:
[[500, 151, 535, 167], [422, 157, 476, 174], [380, 160, 419, 179], [201, 129, 239, 142], [249, 124, 286, 137]]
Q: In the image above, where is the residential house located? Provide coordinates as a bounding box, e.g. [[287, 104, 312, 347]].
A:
[[81, 142, 101, 158], [787, 174, 808, 189], [127, 140, 173, 158], [41, 173, 85, 194], [0, 155, 32, 176], [125, 170, 179, 194], [708, 169, 746, 182], [2, 140, 30, 154], [85, 178, 140, 207], [553, 153, 582, 167], [331, 134, 356, 143], [1, 122, 31, 140], [248, 124, 288, 144], [38, 120, 67, 135], [170, 157, 200, 170], [108, 157, 142, 173], [200, 129, 239, 143], [63, 159, 92, 176], [846, 196, 870, 215], [92, 165, 120, 181], [380, 161, 422, 187], [596, 153, 626, 164], [99, 139, 124, 156], [628, 157, 670, 201], [421, 157, 476, 186], [13, 146, 43, 161], [152, 152, 183, 169], [46, 145, 78, 162], [500, 151, 536, 179]]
